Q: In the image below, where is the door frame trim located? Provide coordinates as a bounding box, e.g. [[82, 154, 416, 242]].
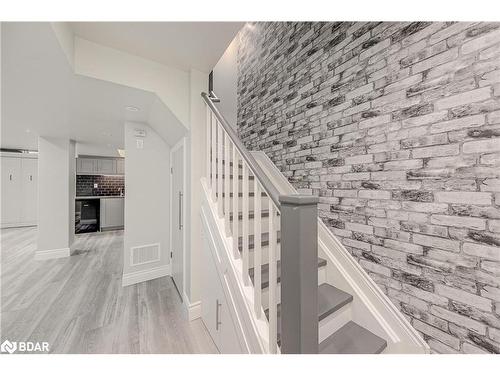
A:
[[170, 137, 187, 300]]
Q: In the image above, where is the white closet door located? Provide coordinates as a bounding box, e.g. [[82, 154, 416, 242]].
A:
[[1, 157, 22, 225], [21, 158, 38, 224]]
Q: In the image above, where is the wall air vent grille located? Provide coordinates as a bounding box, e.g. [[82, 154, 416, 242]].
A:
[[131, 243, 160, 266]]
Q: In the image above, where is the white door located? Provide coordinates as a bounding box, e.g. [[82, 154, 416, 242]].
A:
[[21, 158, 38, 223], [171, 143, 184, 299], [1, 157, 22, 225]]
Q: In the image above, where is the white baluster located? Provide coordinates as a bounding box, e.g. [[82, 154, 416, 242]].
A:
[[232, 147, 239, 258], [253, 180, 262, 318], [242, 163, 249, 285], [211, 113, 216, 202], [217, 123, 223, 217], [206, 106, 211, 179], [224, 133, 230, 234], [268, 201, 277, 353]]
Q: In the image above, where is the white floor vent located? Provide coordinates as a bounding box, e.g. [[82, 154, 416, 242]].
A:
[[131, 243, 160, 266]]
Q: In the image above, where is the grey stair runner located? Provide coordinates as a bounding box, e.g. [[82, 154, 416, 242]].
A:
[[264, 283, 354, 345], [319, 321, 387, 354], [249, 258, 327, 290]]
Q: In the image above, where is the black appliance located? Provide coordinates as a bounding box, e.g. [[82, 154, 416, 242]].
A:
[[75, 199, 100, 233]]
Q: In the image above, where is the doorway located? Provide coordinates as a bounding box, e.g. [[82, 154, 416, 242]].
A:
[[170, 138, 185, 300]]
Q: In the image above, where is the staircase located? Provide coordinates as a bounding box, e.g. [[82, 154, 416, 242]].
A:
[[200, 92, 429, 354]]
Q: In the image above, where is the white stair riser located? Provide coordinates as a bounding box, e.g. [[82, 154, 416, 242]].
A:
[[245, 244, 282, 269], [212, 178, 255, 193], [260, 266, 327, 310], [229, 216, 281, 236], [318, 303, 352, 344]]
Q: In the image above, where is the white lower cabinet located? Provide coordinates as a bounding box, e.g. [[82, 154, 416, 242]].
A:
[[1, 154, 37, 228], [201, 237, 243, 353]]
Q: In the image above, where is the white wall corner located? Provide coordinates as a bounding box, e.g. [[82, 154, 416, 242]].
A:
[[121, 264, 171, 287], [35, 247, 71, 261], [50, 22, 75, 69], [182, 292, 202, 321]]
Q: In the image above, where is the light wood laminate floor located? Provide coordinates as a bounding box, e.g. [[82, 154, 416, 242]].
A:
[[0, 227, 218, 354]]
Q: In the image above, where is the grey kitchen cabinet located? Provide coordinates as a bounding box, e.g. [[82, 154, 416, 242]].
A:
[[97, 158, 116, 175], [100, 198, 124, 230], [77, 158, 97, 174], [116, 158, 125, 174], [77, 157, 124, 175], [1, 154, 38, 228]]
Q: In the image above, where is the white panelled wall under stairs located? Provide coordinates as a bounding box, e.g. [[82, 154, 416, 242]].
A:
[[199, 93, 430, 354]]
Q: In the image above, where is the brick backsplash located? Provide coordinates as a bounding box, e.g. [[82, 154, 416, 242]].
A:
[[76, 175, 125, 197], [236, 22, 500, 353]]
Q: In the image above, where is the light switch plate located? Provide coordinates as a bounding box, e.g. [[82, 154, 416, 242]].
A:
[[136, 139, 144, 149], [94, 183, 98, 188]]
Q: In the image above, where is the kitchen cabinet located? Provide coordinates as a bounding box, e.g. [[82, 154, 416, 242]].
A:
[[116, 158, 125, 174], [97, 158, 116, 174], [21, 158, 38, 224], [1, 154, 37, 228], [76, 157, 124, 175], [77, 158, 96, 174], [100, 197, 124, 230], [201, 231, 243, 353]]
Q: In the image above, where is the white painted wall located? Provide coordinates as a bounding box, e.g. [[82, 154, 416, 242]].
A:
[[74, 37, 190, 130], [123, 122, 170, 283], [185, 68, 208, 304], [212, 35, 239, 128], [50, 22, 75, 69], [37, 137, 75, 258], [68, 140, 76, 247]]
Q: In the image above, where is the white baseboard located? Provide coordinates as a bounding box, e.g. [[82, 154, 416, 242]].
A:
[[182, 292, 202, 321], [1, 222, 37, 229], [122, 264, 170, 287], [35, 247, 70, 260]]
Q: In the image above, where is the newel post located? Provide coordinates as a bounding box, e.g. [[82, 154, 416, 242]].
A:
[[279, 194, 319, 354]]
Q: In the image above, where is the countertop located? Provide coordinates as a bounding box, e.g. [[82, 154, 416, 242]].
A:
[[75, 196, 124, 200]]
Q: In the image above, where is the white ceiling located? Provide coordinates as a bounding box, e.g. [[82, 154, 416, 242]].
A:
[[1, 23, 168, 151], [70, 22, 243, 72], [2, 21, 242, 151]]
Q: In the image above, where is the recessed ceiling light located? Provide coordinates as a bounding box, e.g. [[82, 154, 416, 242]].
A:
[[25, 129, 31, 133], [125, 106, 140, 112]]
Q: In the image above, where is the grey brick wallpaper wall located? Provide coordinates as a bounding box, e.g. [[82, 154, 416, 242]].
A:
[[236, 22, 500, 354]]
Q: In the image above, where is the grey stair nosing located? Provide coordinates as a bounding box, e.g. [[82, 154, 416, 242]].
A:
[[249, 258, 327, 290], [319, 321, 387, 354], [264, 283, 353, 322], [318, 283, 354, 321]]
